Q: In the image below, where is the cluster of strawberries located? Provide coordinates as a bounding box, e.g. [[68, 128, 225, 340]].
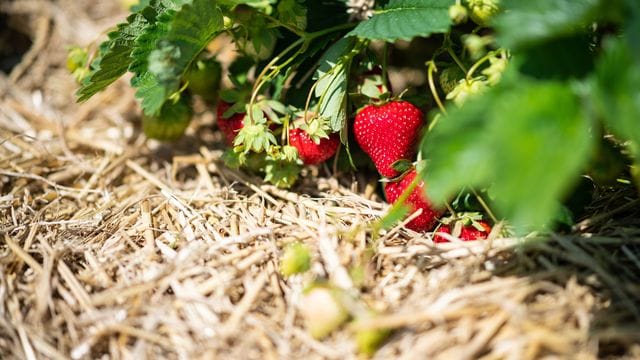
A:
[[353, 99, 491, 242], [216, 83, 491, 242], [216, 101, 340, 165]]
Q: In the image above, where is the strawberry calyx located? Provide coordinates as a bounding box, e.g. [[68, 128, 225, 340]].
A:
[[353, 64, 393, 105], [433, 212, 492, 243], [293, 114, 332, 144], [380, 161, 416, 183]]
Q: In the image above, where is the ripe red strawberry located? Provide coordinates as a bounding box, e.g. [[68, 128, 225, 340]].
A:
[[216, 101, 245, 146], [354, 100, 424, 178], [433, 221, 491, 243], [289, 128, 340, 165], [384, 169, 442, 232]]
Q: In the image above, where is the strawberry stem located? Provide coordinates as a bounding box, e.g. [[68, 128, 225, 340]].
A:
[[426, 61, 447, 114], [250, 38, 306, 124], [471, 188, 499, 223], [465, 49, 501, 81], [444, 34, 468, 73], [249, 23, 358, 125], [382, 42, 389, 91]]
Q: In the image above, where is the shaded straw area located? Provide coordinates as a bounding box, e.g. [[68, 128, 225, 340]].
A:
[[1, 1, 640, 359]]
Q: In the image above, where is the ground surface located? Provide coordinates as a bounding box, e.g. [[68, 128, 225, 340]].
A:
[[1, 1, 640, 359]]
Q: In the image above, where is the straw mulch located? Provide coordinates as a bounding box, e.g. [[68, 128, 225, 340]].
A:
[[1, 1, 640, 359]]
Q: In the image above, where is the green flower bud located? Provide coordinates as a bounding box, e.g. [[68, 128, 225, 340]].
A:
[[466, 0, 499, 26], [449, 4, 468, 25]]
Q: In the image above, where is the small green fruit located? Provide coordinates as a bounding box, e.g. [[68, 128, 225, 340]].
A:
[[466, 0, 499, 26], [439, 65, 466, 95], [356, 326, 391, 357], [449, 4, 468, 24], [185, 57, 222, 102], [142, 97, 193, 141], [280, 242, 311, 277], [300, 286, 349, 339], [66, 47, 87, 73]]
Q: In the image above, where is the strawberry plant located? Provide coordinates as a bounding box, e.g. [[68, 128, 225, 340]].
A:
[[73, 0, 640, 234]]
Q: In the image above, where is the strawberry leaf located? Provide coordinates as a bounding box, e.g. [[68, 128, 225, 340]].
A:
[[314, 37, 355, 141], [277, 0, 307, 31], [348, 0, 454, 42], [77, 13, 149, 101], [264, 160, 301, 188], [376, 203, 411, 231], [593, 38, 640, 162], [422, 72, 595, 232], [495, 0, 602, 50], [135, 0, 224, 115]]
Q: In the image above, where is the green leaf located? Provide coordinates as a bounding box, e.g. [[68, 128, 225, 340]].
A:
[[76, 0, 184, 102], [422, 76, 594, 232], [131, 72, 168, 116], [348, 0, 453, 41], [264, 160, 301, 188], [594, 38, 640, 159], [128, 0, 222, 115], [277, 0, 307, 31], [77, 13, 149, 101], [376, 203, 410, 231], [495, 0, 601, 49], [314, 37, 354, 139], [129, 9, 173, 80], [624, 0, 640, 60]]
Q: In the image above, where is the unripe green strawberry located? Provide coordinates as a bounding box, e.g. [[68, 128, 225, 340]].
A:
[[449, 3, 468, 25], [66, 46, 90, 84], [300, 285, 349, 339], [384, 169, 442, 232], [466, 0, 499, 26], [439, 65, 466, 95], [186, 57, 222, 102], [280, 242, 311, 277], [289, 128, 340, 165], [354, 100, 424, 178], [354, 313, 391, 357], [142, 97, 193, 141], [66, 47, 87, 73]]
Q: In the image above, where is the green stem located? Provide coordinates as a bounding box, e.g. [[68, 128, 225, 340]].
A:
[[472, 189, 498, 224], [447, 47, 468, 73], [426, 61, 447, 115], [258, 13, 305, 37], [249, 38, 305, 123], [382, 42, 389, 88], [248, 22, 357, 124], [444, 34, 468, 73], [466, 50, 498, 81], [311, 39, 364, 118], [305, 22, 356, 40]]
